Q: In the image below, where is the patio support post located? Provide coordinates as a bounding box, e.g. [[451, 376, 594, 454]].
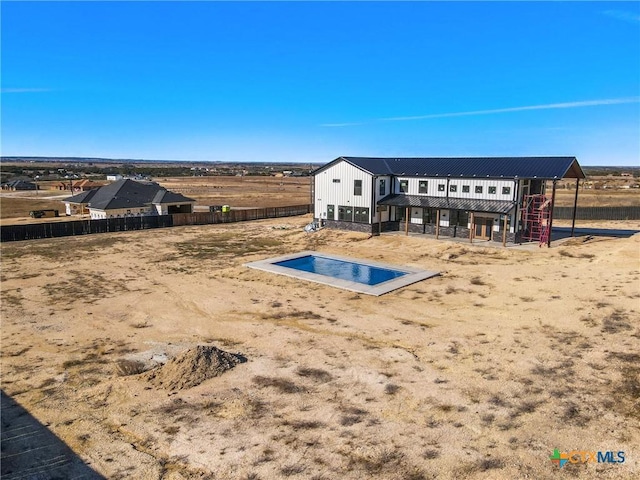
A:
[[435, 210, 440, 239], [502, 214, 508, 247], [547, 180, 557, 248], [469, 212, 474, 243], [571, 177, 579, 237], [405, 207, 410, 236]]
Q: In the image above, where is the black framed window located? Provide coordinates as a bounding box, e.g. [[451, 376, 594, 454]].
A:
[[419, 181, 428, 193], [462, 185, 470, 193], [399, 180, 408, 193], [438, 184, 445, 192], [488, 186, 497, 194], [502, 186, 511, 195], [450, 210, 469, 227], [338, 205, 353, 221], [354, 179, 362, 196], [327, 204, 335, 220], [379, 179, 386, 196], [475, 186, 483, 194], [332, 179, 340, 183], [354, 207, 369, 223], [422, 207, 437, 224], [449, 184, 457, 193]]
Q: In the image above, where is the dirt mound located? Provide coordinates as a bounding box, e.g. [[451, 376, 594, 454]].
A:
[[144, 345, 246, 390]]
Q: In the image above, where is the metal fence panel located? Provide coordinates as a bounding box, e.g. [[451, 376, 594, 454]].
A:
[[553, 206, 640, 220], [0, 206, 310, 242]]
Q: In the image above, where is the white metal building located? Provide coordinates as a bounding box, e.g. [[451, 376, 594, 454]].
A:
[[313, 156, 585, 246]]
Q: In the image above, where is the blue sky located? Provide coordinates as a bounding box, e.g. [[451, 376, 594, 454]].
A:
[[2, 1, 639, 165]]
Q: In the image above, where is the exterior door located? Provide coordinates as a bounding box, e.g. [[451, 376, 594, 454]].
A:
[[474, 217, 493, 240]]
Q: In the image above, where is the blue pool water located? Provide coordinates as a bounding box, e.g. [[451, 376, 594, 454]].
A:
[[274, 255, 407, 286]]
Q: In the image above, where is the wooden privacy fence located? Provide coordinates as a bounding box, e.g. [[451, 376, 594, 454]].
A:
[[0, 204, 312, 242], [553, 206, 640, 221], [172, 205, 312, 226]]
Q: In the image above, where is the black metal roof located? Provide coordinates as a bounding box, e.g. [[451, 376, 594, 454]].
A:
[[378, 194, 516, 214], [65, 179, 194, 210], [316, 156, 584, 180]]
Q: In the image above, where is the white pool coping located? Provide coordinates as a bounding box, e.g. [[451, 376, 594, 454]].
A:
[[245, 251, 439, 296]]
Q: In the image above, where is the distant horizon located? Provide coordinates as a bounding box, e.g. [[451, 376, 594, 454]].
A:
[[3, 154, 639, 169], [2, 2, 638, 166]]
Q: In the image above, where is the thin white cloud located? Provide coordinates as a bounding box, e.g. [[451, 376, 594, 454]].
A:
[[320, 97, 640, 127], [602, 10, 640, 24], [1, 88, 52, 93]]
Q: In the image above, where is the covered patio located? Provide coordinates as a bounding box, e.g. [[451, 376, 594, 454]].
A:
[[377, 194, 519, 246]]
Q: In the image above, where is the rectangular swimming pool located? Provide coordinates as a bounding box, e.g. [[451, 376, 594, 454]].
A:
[[245, 251, 439, 296], [274, 255, 407, 286]]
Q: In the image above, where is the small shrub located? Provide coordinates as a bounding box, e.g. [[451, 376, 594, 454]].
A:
[[423, 449, 440, 460], [281, 464, 306, 476], [602, 310, 632, 334], [284, 420, 324, 431], [470, 276, 486, 286], [252, 376, 304, 394], [384, 384, 400, 395], [296, 367, 332, 383], [163, 425, 180, 435], [477, 458, 504, 471], [340, 415, 362, 426]]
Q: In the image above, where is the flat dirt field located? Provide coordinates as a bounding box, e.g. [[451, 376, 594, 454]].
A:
[[1, 216, 639, 479], [152, 176, 312, 208]]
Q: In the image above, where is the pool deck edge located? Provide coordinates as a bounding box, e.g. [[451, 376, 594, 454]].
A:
[[244, 251, 439, 296]]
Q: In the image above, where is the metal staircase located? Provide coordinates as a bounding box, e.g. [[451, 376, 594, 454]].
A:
[[522, 194, 551, 246]]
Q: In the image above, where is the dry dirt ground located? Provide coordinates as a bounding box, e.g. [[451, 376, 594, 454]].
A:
[[1, 215, 639, 479]]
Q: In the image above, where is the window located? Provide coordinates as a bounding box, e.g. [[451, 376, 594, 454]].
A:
[[488, 186, 497, 194], [450, 210, 469, 227], [422, 207, 437, 224], [379, 179, 386, 196], [475, 186, 483, 194], [399, 180, 408, 193], [462, 185, 470, 193], [354, 207, 369, 223], [338, 205, 353, 221], [332, 179, 340, 183], [449, 184, 457, 193], [502, 186, 511, 195], [438, 184, 445, 192], [327, 204, 335, 220], [419, 181, 428, 193], [354, 179, 362, 196]]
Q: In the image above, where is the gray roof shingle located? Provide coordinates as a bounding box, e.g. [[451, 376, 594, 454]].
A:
[[65, 179, 194, 210]]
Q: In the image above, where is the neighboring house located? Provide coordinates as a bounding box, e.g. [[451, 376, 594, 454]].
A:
[[313, 156, 585, 245], [106, 174, 123, 181], [63, 179, 195, 219], [57, 179, 103, 192], [1, 180, 38, 191]]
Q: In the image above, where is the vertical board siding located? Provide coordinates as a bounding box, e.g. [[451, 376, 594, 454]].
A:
[[314, 161, 373, 221], [394, 177, 515, 201]]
